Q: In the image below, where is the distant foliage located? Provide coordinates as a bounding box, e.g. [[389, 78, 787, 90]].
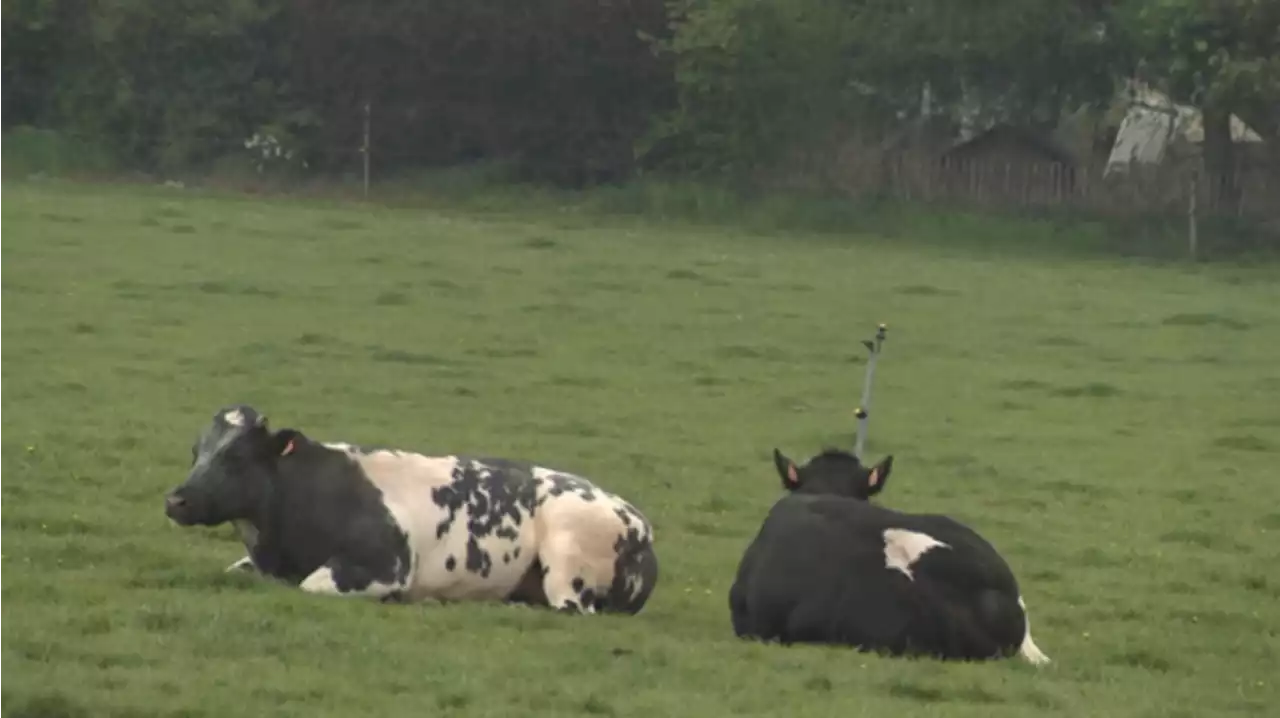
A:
[[640, 0, 1123, 174], [1117, 0, 1280, 129], [1, 0, 674, 184], [2, 0, 1276, 190], [2, 0, 71, 129], [638, 0, 858, 175], [3, 0, 295, 171], [284, 0, 674, 185]]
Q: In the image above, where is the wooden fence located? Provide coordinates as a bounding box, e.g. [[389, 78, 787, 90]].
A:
[[778, 145, 1280, 224]]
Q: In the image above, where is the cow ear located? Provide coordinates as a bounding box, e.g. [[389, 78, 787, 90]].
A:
[[773, 449, 800, 489], [272, 428, 304, 457], [866, 455, 893, 495]]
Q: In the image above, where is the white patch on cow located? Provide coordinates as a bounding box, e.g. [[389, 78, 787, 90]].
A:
[[298, 565, 403, 598], [222, 409, 245, 426], [225, 556, 256, 573], [1017, 596, 1051, 665], [882, 528, 949, 580], [191, 423, 248, 474]]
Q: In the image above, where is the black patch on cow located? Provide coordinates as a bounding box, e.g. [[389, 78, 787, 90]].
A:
[[579, 587, 598, 610], [465, 535, 493, 578], [604, 520, 659, 616], [431, 458, 538, 542], [539, 472, 598, 503], [502, 553, 510, 564], [571, 577, 585, 592], [513, 547, 521, 559], [168, 420, 414, 594], [728, 494, 1026, 661], [445, 556, 457, 571]]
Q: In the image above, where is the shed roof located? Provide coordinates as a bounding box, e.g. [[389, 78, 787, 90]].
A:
[[942, 124, 1077, 166]]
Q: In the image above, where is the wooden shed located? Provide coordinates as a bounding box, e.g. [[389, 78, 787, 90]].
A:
[[939, 124, 1078, 203]]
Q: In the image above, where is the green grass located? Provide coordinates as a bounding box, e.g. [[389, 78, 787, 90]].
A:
[[4, 180, 1280, 717]]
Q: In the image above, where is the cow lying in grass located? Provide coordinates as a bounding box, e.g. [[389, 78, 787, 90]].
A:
[[727, 446, 1050, 664], [164, 405, 658, 615]]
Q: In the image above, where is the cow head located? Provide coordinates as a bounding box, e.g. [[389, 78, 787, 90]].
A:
[[164, 404, 300, 526], [772, 447, 893, 499]]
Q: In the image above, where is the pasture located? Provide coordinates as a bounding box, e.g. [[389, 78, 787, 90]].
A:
[[3, 181, 1279, 717]]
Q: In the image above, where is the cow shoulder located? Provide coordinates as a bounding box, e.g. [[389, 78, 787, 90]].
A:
[[272, 441, 396, 523], [253, 440, 409, 582], [323, 443, 458, 493], [759, 493, 871, 543]]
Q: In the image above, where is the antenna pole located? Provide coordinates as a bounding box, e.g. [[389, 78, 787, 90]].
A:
[[854, 323, 888, 460]]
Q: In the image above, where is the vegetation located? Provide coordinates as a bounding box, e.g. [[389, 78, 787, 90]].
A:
[[4, 0, 1276, 185], [4, 182, 1280, 717]]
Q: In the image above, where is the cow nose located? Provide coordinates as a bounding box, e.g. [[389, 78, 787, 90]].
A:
[[165, 494, 187, 511]]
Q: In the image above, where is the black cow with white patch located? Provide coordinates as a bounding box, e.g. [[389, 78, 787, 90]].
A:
[[164, 405, 658, 614], [727, 447, 1050, 664]]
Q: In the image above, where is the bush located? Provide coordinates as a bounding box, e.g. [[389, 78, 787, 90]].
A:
[[1, 126, 119, 177], [639, 0, 858, 175], [64, 0, 298, 172], [2, 0, 675, 185]]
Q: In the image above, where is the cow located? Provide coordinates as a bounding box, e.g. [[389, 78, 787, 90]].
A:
[[163, 404, 658, 615], [727, 446, 1050, 665]]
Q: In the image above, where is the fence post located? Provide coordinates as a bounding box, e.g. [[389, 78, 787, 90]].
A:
[[361, 101, 372, 199], [1188, 171, 1199, 262]]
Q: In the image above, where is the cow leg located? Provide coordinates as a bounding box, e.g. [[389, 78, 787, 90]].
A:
[[538, 534, 613, 615], [298, 558, 410, 600], [505, 560, 550, 608], [541, 564, 601, 614]]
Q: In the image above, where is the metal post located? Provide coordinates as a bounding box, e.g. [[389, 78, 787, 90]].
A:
[[854, 323, 888, 460]]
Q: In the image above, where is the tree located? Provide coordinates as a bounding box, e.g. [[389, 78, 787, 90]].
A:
[[641, 0, 1124, 175], [844, 0, 1122, 131], [1119, 0, 1280, 208], [2, 0, 94, 129], [639, 0, 858, 174]]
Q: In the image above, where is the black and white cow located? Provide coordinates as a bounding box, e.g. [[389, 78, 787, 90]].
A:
[[163, 404, 658, 614], [727, 447, 1050, 664]]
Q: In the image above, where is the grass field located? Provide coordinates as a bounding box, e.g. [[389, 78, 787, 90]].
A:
[[3, 180, 1279, 718]]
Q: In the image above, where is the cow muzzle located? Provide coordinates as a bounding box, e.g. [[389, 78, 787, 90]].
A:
[[164, 492, 195, 525]]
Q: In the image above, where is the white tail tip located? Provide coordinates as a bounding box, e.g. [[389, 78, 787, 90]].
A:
[[1016, 596, 1050, 665], [1019, 633, 1051, 666]]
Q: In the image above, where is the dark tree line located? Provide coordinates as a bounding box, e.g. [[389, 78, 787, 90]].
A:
[[3, 0, 1276, 190]]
